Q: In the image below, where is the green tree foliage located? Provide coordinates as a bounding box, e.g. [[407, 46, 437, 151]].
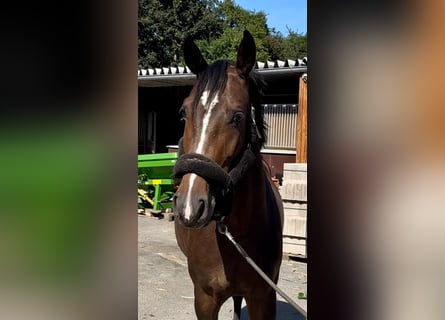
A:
[[196, 0, 269, 62], [266, 28, 307, 61], [138, 0, 223, 68], [138, 0, 307, 68], [284, 29, 307, 59]]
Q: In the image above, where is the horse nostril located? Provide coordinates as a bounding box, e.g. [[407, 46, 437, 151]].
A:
[[197, 199, 205, 219], [173, 194, 182, 216], [173, 195, 178, 208]]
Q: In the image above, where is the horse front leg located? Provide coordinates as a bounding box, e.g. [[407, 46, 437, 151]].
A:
[[194, 285, 221, 320], [244, 290, 277, 320], [232, 296, 243, 320]]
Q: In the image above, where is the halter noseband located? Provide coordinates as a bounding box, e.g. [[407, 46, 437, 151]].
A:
[[173, 130, 258, 220]]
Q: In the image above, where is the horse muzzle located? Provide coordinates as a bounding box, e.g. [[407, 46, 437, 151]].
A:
[[172, 149, 253, 227], [173, 174, 216, 228], [172, 152, 232, 228]]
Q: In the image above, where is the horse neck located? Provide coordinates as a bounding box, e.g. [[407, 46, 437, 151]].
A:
[[231, 154, 269, 219]]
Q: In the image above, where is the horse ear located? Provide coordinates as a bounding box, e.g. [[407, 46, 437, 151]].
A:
[[236, 30, 256, 76], [183, 36, 208, 75]]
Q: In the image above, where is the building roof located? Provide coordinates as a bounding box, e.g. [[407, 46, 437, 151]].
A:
[[138, 58, 307, 88]]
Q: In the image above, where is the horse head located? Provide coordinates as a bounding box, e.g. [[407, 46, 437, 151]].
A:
[[173, 31, 258, 228]]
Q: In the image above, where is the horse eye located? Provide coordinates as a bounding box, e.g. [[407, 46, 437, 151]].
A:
[[179, 106, 187, 121], [230, 112, 245, 127]]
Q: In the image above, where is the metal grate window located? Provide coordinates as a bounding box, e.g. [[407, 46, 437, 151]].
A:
[[263, 104, 297, 150]]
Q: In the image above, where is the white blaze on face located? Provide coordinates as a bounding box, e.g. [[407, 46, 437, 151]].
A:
[[197, 90, 219, 153], [184, 89, 219, 220]]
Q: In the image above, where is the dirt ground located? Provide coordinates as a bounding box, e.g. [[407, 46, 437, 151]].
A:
[[138, 214, 307, 319]]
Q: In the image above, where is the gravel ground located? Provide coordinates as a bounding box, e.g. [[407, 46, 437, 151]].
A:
[[138, 214, 307, 319]]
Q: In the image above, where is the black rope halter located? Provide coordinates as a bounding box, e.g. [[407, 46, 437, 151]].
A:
[[172, 114, 260, 219]]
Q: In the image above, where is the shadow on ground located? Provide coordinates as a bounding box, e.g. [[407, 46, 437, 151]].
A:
[[240, 300, 305, 320]]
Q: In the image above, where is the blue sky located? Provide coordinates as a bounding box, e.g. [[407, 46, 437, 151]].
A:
[[234, 0, 307, 36]]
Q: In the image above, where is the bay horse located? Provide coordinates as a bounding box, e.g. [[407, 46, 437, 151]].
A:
[[172, 30, 284, 320]]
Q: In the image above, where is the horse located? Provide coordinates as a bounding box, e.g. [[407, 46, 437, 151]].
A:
[[172, 30, 284, 320]]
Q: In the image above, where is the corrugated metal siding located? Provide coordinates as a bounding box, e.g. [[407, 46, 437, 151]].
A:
[[138, 58, 307, 76], [138, 59, 307, 87], [263, 104, 297, 150]]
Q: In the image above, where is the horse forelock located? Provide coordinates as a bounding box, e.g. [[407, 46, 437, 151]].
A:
[[193, 60, 229, 110]]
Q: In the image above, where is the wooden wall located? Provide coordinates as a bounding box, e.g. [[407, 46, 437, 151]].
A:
[[296, 75, 307, 163]]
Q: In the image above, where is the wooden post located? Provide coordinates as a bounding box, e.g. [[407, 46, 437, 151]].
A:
[[296, 74, 307, 163]]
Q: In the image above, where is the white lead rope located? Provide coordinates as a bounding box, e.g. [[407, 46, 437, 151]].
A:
[[216, 221, 307, 319]]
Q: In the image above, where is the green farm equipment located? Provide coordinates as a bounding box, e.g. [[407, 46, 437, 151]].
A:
[[138, 152, 178, 216]]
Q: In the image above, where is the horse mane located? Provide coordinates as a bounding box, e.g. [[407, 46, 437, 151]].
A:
[[193, 60, 268, 150], [248, 71, 268, 149]]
